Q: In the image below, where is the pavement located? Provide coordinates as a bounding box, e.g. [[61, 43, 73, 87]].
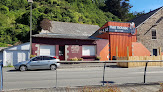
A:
[[59, 62, 116, 68], [4, 83, 163, 92]]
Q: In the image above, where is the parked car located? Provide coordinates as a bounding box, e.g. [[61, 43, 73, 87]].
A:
[[14, 56, 60, 71]]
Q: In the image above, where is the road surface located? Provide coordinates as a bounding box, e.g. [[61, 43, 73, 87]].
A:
[[2, 65, 163, 90]]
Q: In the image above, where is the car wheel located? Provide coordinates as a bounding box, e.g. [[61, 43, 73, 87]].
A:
[[50, 65, 57, 70], [19, 65, 27, 71]]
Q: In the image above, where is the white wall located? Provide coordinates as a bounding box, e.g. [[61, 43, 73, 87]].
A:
[[3, 42, 30, 66], [7, 42, 30, 50]]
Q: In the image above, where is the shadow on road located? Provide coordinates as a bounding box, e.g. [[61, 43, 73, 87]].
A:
[[105, 65, 127, 68], [101, 81, 115, 84]]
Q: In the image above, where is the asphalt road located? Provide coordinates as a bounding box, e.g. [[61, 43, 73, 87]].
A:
[[2, 64, 163, 90]]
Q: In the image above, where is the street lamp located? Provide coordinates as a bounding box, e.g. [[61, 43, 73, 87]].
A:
[[27, 0, 33, 58]]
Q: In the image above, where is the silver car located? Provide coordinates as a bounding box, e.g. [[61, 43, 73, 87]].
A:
[[14, 56, 60, 71]]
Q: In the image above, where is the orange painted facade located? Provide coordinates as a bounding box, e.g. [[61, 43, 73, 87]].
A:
[[100, 43, 109, 61], [132, 42, 151, 56], [97, 21, 137, 60]]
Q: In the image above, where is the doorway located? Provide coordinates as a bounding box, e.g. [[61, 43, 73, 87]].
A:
[[59, 45, 65, 60]]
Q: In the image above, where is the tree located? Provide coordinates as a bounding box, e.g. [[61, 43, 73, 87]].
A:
[[104, 0, 132, 21], [40, 19, 52, 32]]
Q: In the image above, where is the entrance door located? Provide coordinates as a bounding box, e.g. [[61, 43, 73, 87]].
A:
[[59, 46, 65, 60]]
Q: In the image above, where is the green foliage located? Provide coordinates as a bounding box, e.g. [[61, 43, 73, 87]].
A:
[[0, 5, 9, 14], [104, 0, 132, 21], [0, 42, 8, 47], [95, 56, 101, 60], [30, 55, 36, 58], [0, 0, 121, 47]]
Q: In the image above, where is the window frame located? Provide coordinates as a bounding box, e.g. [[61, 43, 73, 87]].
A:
[[42, 56, 55, 60], [82, 45, 96, 56], [31, 56, 42, 61], [153, 49, 158, 56], [151, 29, 157, 39]]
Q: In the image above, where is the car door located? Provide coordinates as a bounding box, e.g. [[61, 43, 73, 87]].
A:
[[27, 56, 43, 69], [42, 56, 53, 69]]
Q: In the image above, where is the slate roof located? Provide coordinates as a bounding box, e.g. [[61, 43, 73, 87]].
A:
[[129, 6, 163, 27], [34, 21, 100, 39]]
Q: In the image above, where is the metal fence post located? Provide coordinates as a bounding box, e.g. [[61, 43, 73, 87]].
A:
[[55, 69, 57, 88], [144, 61, 148, 83], [0, 61, 3, 91], [102, 61, 106, 86]]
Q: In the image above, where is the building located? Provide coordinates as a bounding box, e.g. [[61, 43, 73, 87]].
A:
[[32, 21, 109, 61], [130, 6, 163, 56], [0, 47, 6, 61], [1, 43, 30, 66], [92, 21, 150, 59]]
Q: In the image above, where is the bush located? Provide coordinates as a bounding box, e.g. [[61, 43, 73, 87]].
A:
[[30, 55, 36, 58], [78, 58, 83, 61], [70, 57, 78, 61], [96, 56, 101, 60], [70, 57, 83, 61]]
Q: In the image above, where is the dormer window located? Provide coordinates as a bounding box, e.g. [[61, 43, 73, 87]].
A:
[[152, 29, 156, 39]]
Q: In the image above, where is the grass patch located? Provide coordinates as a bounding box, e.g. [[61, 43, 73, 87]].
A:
[[3, 65, 14, 68]]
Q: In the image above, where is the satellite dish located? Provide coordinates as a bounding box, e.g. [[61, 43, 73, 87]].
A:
[[130, 22, 135, 35], [130, 22, 135, 27]]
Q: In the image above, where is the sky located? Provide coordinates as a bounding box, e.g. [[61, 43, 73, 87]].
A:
[[129, 0, 163, 13]]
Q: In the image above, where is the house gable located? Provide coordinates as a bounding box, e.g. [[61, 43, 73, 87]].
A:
[[130, 7, 163, 28], [5, 42, 30, 51], [133, 7, 163, 53]]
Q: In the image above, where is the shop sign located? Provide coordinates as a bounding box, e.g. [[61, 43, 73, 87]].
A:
[[99, 27, 109, 34], [109, 26, 130, 33], [98, 23, 135, 35], [71, 45, 80, 53]]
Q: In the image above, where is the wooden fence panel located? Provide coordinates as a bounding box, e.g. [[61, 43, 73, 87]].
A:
[[117, 56, 163, 68]]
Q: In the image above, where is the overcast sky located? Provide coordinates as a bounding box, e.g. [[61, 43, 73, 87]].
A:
[[129, 0, 163, 13]]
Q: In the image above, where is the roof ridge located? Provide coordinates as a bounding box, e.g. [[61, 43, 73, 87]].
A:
[[51, 21, 99, 26], [40, 33, 90, 37]]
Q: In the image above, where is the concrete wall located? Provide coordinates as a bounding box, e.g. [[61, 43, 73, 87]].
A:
[[137, 8, 163, 55]]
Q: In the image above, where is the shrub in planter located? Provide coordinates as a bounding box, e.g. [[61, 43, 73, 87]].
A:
[[95, 56, 101, 60], [30, 55, 36, 58], [78, 58, 83, 61], [70, 57, 78, 61]]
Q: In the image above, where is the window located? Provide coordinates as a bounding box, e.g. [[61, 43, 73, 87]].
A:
[[152, 29, 156, 39], [82, 45, 96, 56], [32, 56, 42, 61], [43, 56, 55, 60], [153, 49, 157, 56]]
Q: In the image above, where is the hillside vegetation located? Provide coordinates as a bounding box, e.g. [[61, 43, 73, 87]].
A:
[[0, 0, 124, 46]]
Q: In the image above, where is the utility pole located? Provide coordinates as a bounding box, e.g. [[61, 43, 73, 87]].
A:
[[27, 0, 33, 58]]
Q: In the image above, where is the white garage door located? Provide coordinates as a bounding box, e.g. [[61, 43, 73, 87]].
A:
[[40, 45, 55, 56], [6, 50, 29, 66]]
